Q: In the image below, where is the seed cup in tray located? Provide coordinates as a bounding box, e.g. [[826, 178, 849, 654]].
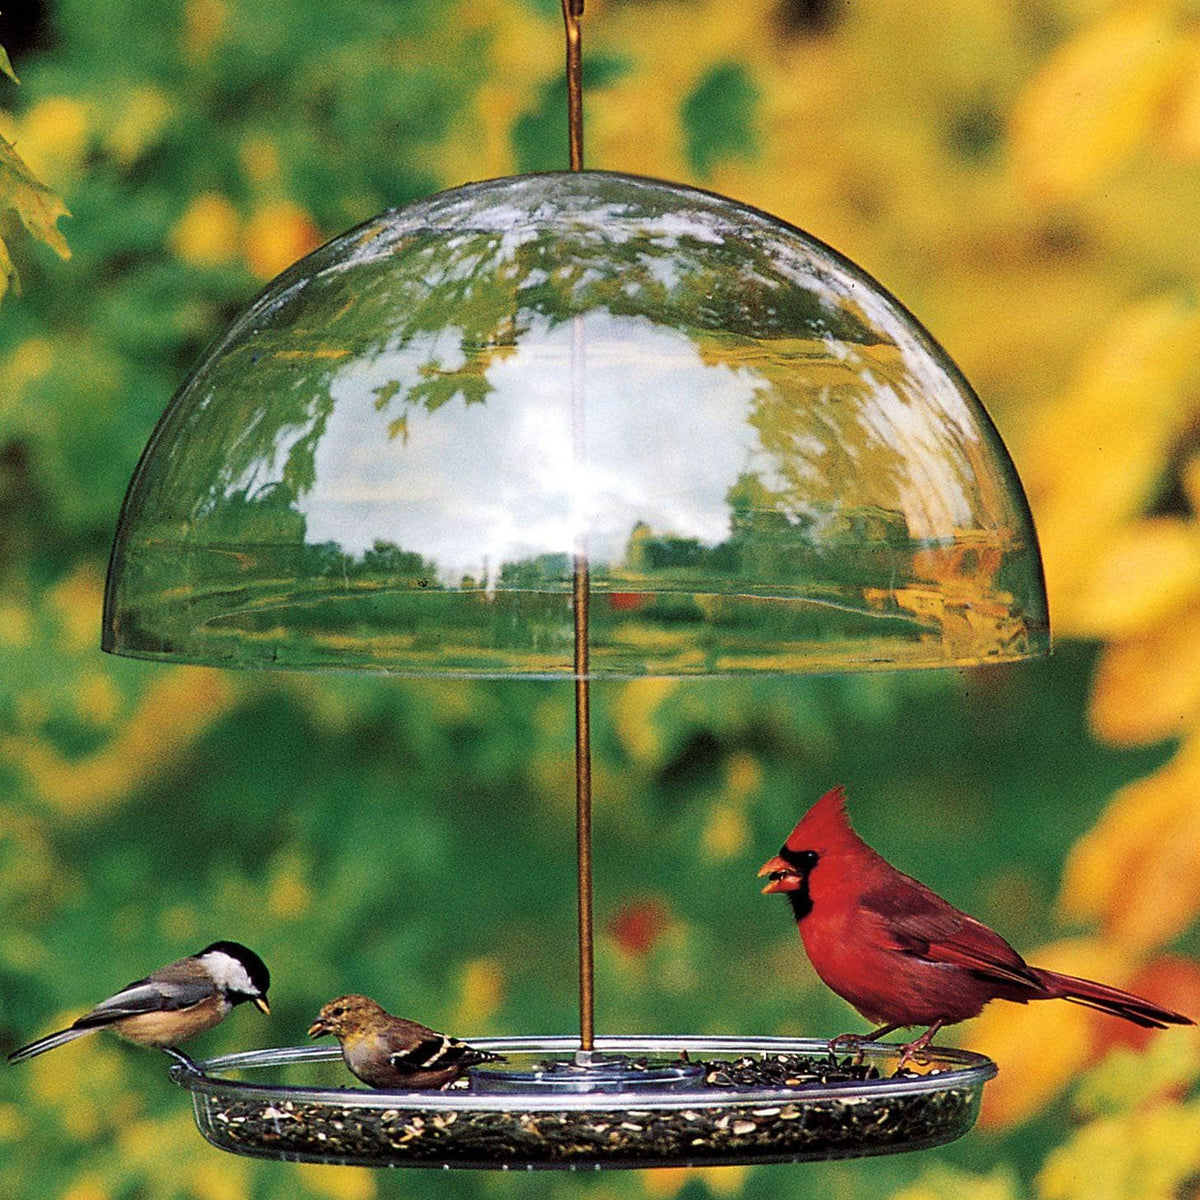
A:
[[169, 1035, 996, 1169]]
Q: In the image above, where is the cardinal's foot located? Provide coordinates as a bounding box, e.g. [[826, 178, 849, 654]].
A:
[[828, 1022, 904, 1063], [827, 1033, 868, 1063], [896, 1041, 931, 1070], [828, 1033, 865, 1052], [895, 1021, 944, 1070]]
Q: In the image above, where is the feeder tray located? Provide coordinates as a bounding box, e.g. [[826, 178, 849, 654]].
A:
[[170, 1036, 997, 1169]]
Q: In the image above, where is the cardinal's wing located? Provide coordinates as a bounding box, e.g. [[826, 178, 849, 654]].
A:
[[861, 874, 1044, 991]]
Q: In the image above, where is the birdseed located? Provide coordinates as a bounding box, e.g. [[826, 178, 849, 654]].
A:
[[191, 1054, 983, 1168]]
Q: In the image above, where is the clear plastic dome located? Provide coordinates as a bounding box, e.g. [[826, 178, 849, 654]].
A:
[[102, 172, 1048, 676]]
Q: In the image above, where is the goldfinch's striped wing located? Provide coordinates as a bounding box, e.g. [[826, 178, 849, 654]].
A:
[[387, 1030, 502, 1072]]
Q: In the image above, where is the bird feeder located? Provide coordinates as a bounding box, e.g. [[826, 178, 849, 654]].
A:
[[101, 0, 1042, 1169]]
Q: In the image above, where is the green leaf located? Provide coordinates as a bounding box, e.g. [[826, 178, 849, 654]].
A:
[[0, 42, 18, 84], [1073, 1028, 1200, 1118], [0, 228, 15, 301], [0, 42, 71, 289], [0, 134, 71, 297], [682, 61, 760, 179]]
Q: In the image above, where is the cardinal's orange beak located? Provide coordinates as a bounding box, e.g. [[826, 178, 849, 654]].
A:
[[758, 855, 801, 894]]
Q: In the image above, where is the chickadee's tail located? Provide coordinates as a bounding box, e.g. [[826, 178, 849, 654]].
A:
[[8, 1025, 93, 1064], [1034, 968, 1194, 1030]]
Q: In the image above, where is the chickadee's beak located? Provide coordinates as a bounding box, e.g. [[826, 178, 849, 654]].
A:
[[758, 855, 800, 894], [254, 997, 271, 1015], [307, 1018, 329, 1038]]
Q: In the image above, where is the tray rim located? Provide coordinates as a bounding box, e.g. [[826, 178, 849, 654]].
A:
[[169, 1033, 997, 1112]]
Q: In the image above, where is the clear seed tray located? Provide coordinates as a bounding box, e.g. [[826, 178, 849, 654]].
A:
[[170, 1035, 996, 1169]]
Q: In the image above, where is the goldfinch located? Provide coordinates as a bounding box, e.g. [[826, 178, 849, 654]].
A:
[[308, 993, 502, 1089]]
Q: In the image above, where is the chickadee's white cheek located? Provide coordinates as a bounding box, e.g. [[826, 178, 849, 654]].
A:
[[200, 952, 256, 995]]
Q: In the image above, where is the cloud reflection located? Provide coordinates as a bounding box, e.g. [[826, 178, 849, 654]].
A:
[[301, 311, 762, 588]]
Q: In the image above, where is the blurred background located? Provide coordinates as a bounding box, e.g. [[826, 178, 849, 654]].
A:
[[3, 1, 1200, 1198]]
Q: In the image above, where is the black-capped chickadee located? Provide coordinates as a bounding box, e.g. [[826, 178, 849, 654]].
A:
[[7, 941, 271, 1063], [308, 993, 502, 1089]]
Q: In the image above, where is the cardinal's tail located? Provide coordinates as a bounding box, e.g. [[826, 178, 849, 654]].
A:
[[1033, 968, 1193, 1030]]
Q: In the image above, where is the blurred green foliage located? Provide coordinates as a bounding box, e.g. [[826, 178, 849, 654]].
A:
[[2, 2, 1199, 1200], [681, 63, 759, 178]]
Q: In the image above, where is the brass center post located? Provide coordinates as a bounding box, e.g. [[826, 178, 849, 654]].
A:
[[561, 0, 594, 1058]]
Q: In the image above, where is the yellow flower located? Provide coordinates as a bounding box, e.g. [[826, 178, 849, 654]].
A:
[[17, 96, 90, 183], [0, 601, 33, 647], [74, 672, 121, 726], [47, 564, 104, 651], [183, 0, 228, 60], [187, 1160, 253, 1200], [3, 338, 55, 403], [170, 192, 242, 267], [889, 1165, 1020, 1200], [1059, 733, 1200, 949], [6, 667, 235, 815], [1090, 605, 1200, 745], [434, 0, 559, 184], [1037, 1100, 1200, 1200], [1060, 517, 1200, 643], [611, 679, 678, 764], [725, 751, 762, 800], [1018, 295, 1200, 632], [294, 1163, 376, 1200], [642, 1165, 749, 1198], [1011, 2, 1186, 202], [1074, 1027, 1200, 1118], [453, 956, 505, 1029], [702, 803, 749, 860], [267, 851, 312, 920], [104, 86, 172, 166], [242, 201, 322, 280], [61, 1178, 108, 1200]]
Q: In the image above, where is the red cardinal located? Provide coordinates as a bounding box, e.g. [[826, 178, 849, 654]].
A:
[[759, 786, 1193, 1065]]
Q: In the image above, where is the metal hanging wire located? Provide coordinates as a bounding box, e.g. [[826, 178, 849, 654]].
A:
[[561, 0, 595, 1059]]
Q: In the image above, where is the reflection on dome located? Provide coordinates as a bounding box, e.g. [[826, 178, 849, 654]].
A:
[[103, 172, 1048, 676], [301, 312, 764, 578]]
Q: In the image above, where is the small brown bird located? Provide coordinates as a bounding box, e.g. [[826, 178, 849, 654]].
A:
[[8, 942, 270, 1063], [308, 994, 503, 1090], [759, 787, 1193, 1065]]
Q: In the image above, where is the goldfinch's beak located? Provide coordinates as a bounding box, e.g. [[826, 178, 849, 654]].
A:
[[758, 855, 801, 894], [254, 996, 271, 1015], [307, 1018, 330, 1038]]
